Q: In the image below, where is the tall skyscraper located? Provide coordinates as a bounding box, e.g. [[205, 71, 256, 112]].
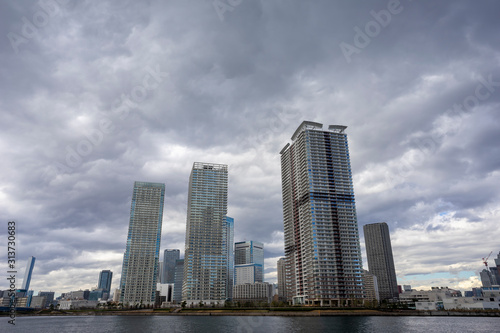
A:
[[234, 241, 264, 284], [120, 181, 165, 306], [363, 222, 399, 301], [21, 256, 36, 291], [98, 270, 113, 300], [223, 216, 234, 299], [182, 162, 229, 305], [163, 249, 180, 284], [280, 121, 364, 306]]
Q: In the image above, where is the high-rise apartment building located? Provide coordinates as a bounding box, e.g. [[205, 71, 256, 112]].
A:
[[98, 270, 113, 300], [163, 249, 180, 284], [363, 222, 399, 301], [277, 257, 287, 301], [224, 216, 234, 299], [119, 181, 165, 306], [182, 162, 229, 305], [280, 121, 364, 306]]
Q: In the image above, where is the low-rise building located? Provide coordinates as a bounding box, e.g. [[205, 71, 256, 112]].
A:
[[233, 282, 273, 304], [30, 296, 47, 309], [442, 297, 500, 310], [399, 287, 461, 303], [414, 287, 500, 310], [58, 300, 98, 310]]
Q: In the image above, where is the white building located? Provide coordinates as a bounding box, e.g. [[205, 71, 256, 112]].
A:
[[233, 282, 274, 304], [399, 287, 461, 303], [58, 300, 98, 310], [413, 287, 500, 310]]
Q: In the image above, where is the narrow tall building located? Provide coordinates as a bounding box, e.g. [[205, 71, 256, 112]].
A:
[[21, 256, 36, 291], [182, 162, 229, 305], [280, 121, 364, 306], [173, 259, 184, 303], [363, 222, 399, 301], [163, 249, 180, 284], [98, 270, 113, 300], [277, 257, 287, 301], [120, 181, 165, 306], [224, 216, 235, 299]]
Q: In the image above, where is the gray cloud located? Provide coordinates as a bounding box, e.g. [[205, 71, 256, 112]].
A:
[[1, 0, 499, 294]]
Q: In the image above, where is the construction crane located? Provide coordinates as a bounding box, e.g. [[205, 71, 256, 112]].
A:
[[482, 251, 493, 267]]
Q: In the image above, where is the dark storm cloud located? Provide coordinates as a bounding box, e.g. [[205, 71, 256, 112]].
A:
[[1, 0, 499, 292]]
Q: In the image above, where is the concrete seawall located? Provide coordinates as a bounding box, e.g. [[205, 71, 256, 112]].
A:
[[13, 309, 500, 317]]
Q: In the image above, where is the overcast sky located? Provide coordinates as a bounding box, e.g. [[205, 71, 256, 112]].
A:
[[1, 0, 499, 296]]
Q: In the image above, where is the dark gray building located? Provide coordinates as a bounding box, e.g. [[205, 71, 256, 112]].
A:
[[163, 249, 180, 284], [363, 222, 399, 301], [38, 291, 55, 308], [173, 259, 184, 303], [98, 270, 113, 300]]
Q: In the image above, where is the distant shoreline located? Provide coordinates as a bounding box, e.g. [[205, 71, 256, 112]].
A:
[[9, 309, 500, 317]]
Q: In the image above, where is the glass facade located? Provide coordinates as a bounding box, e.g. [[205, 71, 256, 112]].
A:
[[98, 270, 113, 300], [182, 162, 229, 304], [173, 259, 184, 303], [223, 216, 234, 299], [120, 181, 165, 306], [163, 249, 180, 284], [21, 256, 36, 290], [234, 241, 264, 284], [280, 121, 364, 305]]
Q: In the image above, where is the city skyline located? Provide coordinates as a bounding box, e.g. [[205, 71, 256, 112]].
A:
[[1, 1, 499, 296]]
